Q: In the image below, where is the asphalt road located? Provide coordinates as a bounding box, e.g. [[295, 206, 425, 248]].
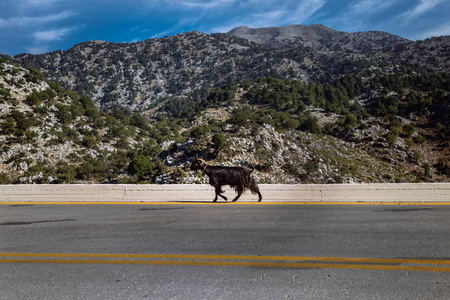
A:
[[1, 203, 449, 299]]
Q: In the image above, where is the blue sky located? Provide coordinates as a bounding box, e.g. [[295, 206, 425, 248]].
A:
[[1, 0, 449, 56]]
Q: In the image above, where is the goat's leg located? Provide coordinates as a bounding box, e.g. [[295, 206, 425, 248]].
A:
[[232, 186, 244, 202], [214, 185, 227, 202], [249, 179, 263, 202], [254, 187, 262, 202]]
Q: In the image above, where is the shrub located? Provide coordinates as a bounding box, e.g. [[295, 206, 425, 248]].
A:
[[1, 118, 15, 135], [0, 172, 12, 184], [26, 91, 42, 106], [283, 118, 300, 130], [115, 138, 129, 149], [413, 134, 424, 144], [14, 129, 24, 137], [343, 113, 357, 126], [171, 167, 186, 181], [208, 119, 223, 131], [128, 155, 152, 178], [300, 115, 321, 133], [402, 124, 415, 137], [56, 165, 77, 183], [386, 133, 397, 144], [190, 124, 211, 139], [211, 132, 231, 157], [423, 163, 431, 177], [283, 164, 298, 176], [24, 67, 44, 83], [437, 157, 449, 175], [57, 105, 73, 124], [17, 117, 35, 130], [76, 162, 95, 181], [228, 107, 253, 127], [82, 136, 96, 148], [254, 149, 271, 161], [25, 131, 39, 141], [412, 150, 422, 163], [256, 162, 272, 173], [0, 88, 11, 102], [391, 127, 400, 136], [304, 160, 318, 173], [80, 94, 96, 110], [130, 113, 149, 129]]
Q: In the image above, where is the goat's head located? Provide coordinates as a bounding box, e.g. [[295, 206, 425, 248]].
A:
[[190, 158, 206, 171]]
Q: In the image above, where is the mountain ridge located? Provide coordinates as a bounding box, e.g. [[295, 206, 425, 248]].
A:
[[10, 24, 448, 114], [227, 24, 411, 52]]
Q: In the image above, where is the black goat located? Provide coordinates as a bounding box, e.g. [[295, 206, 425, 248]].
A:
[[190, 158, 262, 202]]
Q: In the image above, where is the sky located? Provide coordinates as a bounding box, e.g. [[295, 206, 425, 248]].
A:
[[1, 0, 449, 56]]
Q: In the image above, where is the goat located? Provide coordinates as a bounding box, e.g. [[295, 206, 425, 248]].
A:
[[190, 158, 262, 202]]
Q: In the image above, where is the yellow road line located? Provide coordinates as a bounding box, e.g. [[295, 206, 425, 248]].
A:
[[2, 201, 450, 205], [1, 258, 450, 272], [1, 253, 449, 272], [2, 253, 450, 265]]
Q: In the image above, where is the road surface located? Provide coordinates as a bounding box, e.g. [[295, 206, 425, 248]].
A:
[[1, 202, 449, 299]]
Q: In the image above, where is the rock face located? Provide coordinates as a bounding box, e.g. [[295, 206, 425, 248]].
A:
[[227, 24, 410, 52]]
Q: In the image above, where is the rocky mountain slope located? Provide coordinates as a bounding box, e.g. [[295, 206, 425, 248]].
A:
[[0, 60, 166, 184], [1, 59, 448, 184], [384, 35, 450, 72], [12, 32, 283, 111], [10, 24, 449, 114]]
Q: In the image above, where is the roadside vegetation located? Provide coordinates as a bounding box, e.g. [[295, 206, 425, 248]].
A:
[[0, 59, 449, 184]]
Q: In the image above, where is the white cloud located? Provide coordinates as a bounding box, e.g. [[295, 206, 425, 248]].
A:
[[142, 0, 237, 10], [170, 0, 236, 9], [285, 0, 327, 24], [209, 0, 326, 31], [249, 9, 287, 27], [395, 0, 447, 25], [0, 11, 75, 29], [324, 0, 395, 32], [34, 27, 77, 41], [348, 0, 391, 15], [412, 22, 450, 40], [26, 0, 67, 5], [0, 18, 7, 28], [150, 29, 175, 39], [408, 0, 446, 19]]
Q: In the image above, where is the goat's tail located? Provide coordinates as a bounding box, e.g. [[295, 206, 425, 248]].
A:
[[248, 165, 254, 174]]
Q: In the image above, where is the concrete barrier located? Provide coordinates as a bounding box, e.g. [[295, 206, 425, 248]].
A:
[[0, 183, 449, 203]]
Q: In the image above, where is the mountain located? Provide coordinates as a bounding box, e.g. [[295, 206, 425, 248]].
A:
[[11, 24, 449, 113], [1, 25, 449, 184], [1, 58, 449, 184], [13, 31, 272, 111], [384, 35, 450, 72], [227, 24, 410, 52]]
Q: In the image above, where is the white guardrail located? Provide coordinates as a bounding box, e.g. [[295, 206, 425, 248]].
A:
[[0, 183, 449, 203]]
